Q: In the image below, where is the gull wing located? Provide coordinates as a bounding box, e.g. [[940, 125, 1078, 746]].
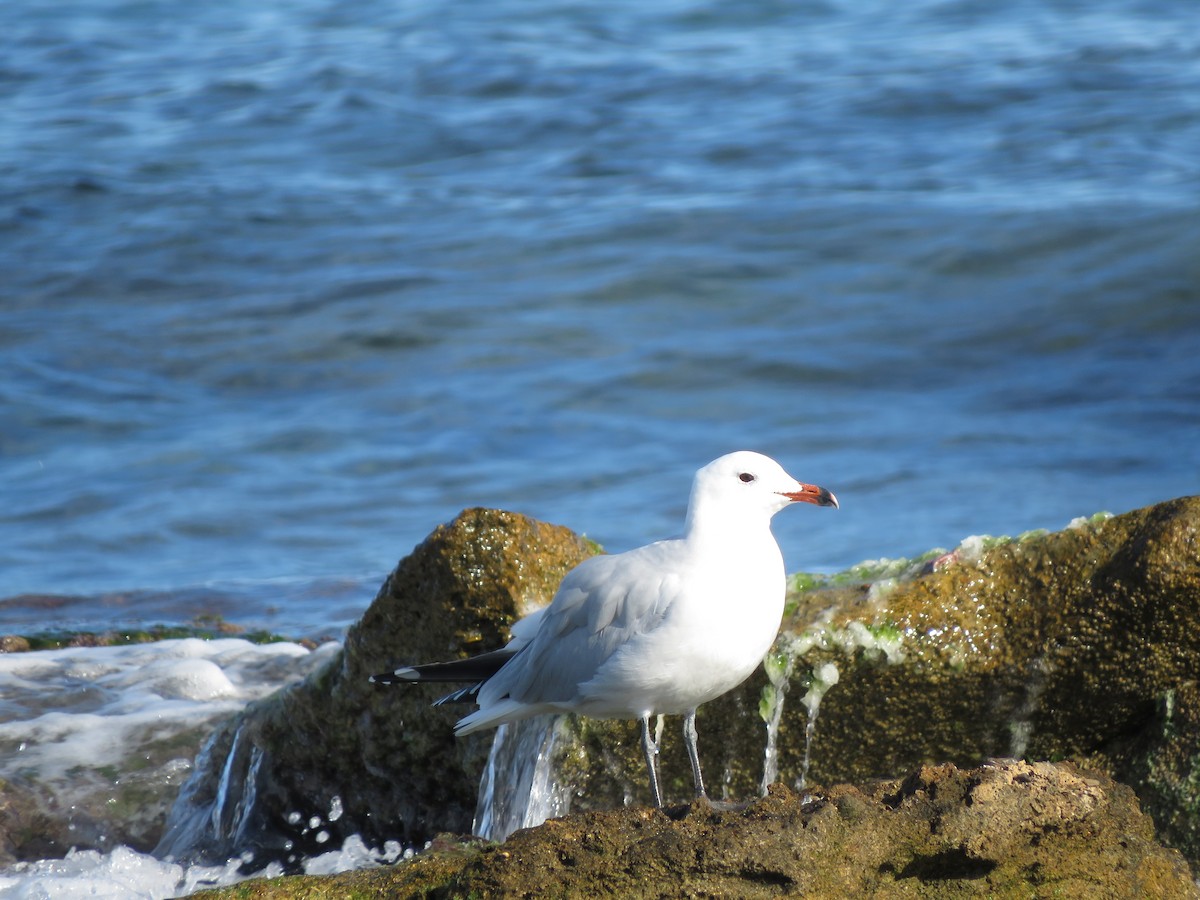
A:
[[476, 539, 686, 709]]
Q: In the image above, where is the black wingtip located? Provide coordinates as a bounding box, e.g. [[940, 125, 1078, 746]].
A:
[[370, 667, 419, 686]]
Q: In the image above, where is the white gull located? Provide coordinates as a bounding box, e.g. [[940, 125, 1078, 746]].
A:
[[372, 450, 838, 806]]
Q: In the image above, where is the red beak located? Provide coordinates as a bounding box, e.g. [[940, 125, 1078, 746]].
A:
[[779, 483, 839, 508]]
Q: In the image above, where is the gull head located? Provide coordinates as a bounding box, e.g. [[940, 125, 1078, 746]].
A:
[[687, 451, 839, 529]]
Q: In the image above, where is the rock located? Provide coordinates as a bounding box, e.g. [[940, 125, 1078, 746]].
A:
[[1118, 679, 1200, 869], [154, 508, 598, 868], [0, 635, 30, 653], [186, 760, 1200, 899], [557, 497, 1200, 869], [149, 495, 1200, 876], [0, 778, 74, 866], [0, 729, 216, 865]]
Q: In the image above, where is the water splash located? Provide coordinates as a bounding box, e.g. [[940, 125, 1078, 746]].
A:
[[760, 656, 841, 793], [155, 727, 238, 863], [795, 662, 840, 790], [473, 715, 573, 843], [0, 834, 412, 899], [209, 725, 264, 848], [762, 610, 904, 792], [759, 651, 795, 795], [156, 719, 271, 866]]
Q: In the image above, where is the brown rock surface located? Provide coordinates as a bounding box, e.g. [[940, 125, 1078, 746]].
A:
[[187, 760, 1199, 899], [561, 497, 1200, 868]]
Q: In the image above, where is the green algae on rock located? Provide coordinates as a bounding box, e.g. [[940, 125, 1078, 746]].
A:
[[1, 623, 294, 653], [535, 497, 1200, 873], [770, 498, 1200, 847], [185, 760, 1199, 900]]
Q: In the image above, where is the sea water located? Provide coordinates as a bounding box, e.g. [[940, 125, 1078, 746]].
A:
[[2, 0, 1199, 894], [2, 0, 1197, 616]]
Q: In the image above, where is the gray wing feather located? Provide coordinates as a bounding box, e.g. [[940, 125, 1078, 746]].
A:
[[478, 540, 683, 706]]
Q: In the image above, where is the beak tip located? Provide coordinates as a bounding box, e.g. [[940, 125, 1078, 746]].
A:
[[781, 484, 839, 508]]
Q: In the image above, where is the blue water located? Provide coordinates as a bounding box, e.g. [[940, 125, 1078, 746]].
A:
[[3, 0, 1198, 637]]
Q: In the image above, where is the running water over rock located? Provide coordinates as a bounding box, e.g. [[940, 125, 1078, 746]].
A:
[[472, 716, 573, 843], [796, 661, 840, 791]]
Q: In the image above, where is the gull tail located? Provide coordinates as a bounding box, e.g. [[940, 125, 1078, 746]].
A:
[[369, 646, 517, 706]]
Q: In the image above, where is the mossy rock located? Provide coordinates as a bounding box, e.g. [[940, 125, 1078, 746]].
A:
[[157, 497, 1200, 874], [547, 497, 1200, 871], [155, 508, 598, 867], [187, 760, 1199, 899]]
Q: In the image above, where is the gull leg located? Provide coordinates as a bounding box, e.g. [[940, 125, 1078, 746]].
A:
[[640, 714, 663, 807], [683, 708, 707, 799]]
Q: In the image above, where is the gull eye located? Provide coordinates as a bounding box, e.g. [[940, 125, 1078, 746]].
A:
[[738, 472, 756, 483]]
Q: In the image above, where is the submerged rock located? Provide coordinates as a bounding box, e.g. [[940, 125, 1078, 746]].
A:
[[154, 508, 597, 868], [0, 779, 72, 866], [188, 760, 1199, 899], [0, 738, 203, 866]]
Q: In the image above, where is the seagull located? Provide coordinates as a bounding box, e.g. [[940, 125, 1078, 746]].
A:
[[371, 451, 838, 806]]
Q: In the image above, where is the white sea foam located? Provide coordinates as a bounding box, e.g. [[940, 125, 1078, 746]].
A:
[[0, 846, 247, 900], [0, 639, 335, 787], [0, 836, 413, 899], [0, 638, 344, 898]]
